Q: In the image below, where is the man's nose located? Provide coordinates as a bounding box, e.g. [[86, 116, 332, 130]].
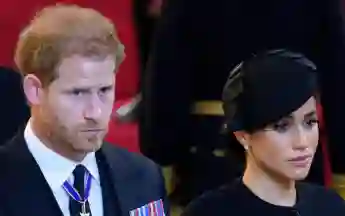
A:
[[83, 95, 102, 120]]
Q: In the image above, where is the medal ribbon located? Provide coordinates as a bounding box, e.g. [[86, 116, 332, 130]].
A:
[[63, 171, 92, 203]]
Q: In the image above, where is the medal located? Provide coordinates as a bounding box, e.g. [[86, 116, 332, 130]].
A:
[[63, 171, 92, 216], [80, 202, 90, 216]]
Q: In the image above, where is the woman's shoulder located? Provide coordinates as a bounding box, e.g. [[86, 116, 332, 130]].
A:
[[181, 180, 246, 216], [181, 181, 345, 216], [297, 182, 341, 199], [297, 182, 345, 213]]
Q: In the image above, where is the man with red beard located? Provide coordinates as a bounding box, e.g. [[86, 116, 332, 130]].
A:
[[0, 5, 168, 216], [0, 0, 142, 152]]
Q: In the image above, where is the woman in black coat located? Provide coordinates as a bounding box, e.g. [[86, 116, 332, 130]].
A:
[[182, 50, 345, 216]]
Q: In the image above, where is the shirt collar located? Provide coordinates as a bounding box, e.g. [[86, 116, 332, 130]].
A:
[[24, 119, 100, 191]]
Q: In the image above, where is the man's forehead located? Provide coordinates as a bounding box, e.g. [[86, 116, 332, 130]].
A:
[[58, 55, 116, 70], [51, 68, 115, 90], [55, 55, 115, 79], [53, 74, 115, 87]]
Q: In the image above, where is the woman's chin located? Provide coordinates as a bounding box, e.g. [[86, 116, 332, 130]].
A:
[[288, 169, 310, 181]]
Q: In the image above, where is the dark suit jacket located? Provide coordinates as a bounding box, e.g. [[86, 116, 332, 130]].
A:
[[141, 0, 345, 173], [0, 132, 169, 216]]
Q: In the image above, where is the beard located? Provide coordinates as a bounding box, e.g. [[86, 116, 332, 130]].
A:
[[33, 107, 105, 161]]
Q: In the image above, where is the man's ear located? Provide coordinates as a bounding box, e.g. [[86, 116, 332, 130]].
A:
[[233, 131, 250, 150], [23, 74, 44, 105]]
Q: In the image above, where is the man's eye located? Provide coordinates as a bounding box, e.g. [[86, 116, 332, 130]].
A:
[[100, 86, 112, 93], [71, 89, 87, 95]]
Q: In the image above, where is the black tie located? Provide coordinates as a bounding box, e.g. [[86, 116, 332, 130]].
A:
[[69, 165, 92, 216]]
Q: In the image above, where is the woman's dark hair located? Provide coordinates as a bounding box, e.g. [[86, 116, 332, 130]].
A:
[[222, 49, 318, 133]]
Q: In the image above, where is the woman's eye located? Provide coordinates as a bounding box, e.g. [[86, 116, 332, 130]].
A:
[[304, 119, 319, 128], [271, 122, 291, 133], [265, 120, 291, 133]]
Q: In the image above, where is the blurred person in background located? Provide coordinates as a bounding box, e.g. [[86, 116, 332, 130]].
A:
[[0, 67, 29, 145], [133, 0, 162, 73]]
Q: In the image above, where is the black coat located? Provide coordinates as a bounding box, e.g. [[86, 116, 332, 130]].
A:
[[182, 179, 345, 216]]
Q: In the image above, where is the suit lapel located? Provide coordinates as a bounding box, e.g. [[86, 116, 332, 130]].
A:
[[100, 143, 137, 216], [3, 133, 63, 216]]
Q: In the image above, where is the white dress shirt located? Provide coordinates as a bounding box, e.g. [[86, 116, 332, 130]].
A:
[[24, 120, 104, 216]]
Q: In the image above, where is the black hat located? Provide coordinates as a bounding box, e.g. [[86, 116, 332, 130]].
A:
[[222, 49, 317, 132]]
